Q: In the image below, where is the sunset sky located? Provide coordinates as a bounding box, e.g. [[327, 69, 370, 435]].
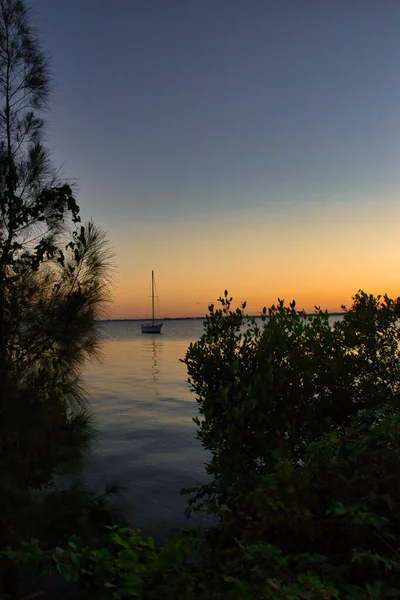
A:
[[33, 0, 400, 318]]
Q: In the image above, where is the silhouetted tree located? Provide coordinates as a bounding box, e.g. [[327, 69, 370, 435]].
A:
[[0, 0, 112, 540]]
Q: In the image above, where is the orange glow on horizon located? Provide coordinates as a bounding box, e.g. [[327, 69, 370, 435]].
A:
[[102, 197, 400, 319]]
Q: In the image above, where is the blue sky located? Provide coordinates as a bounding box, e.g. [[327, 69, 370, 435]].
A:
[[30, 0, 400, 316]]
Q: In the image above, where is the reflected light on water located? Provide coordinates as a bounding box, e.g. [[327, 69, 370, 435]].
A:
[[83, 321, 209, 540]]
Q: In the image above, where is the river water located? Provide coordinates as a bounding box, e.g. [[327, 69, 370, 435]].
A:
[[83, 319, 208, 540]]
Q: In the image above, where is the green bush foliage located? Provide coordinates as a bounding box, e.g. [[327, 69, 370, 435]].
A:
[[180, 291, 400, 597], [184, 291, 400, 504], [2, 527, 199, 600]]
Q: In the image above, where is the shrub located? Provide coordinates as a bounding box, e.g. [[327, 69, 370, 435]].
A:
[[182, 291, 400, 597], [2, 527, 199, 600]]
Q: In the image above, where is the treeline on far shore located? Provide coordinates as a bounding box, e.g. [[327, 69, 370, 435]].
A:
[[101, 311, 346, 323]]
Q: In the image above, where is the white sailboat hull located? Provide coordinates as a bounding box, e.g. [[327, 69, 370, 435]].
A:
[[141, 323, 163, 334]]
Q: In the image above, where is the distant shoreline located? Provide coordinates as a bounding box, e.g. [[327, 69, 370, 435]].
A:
[[100, 312, 345, 323]]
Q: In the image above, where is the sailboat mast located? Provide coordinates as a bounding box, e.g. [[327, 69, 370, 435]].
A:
[[151, 270, 155, 325]]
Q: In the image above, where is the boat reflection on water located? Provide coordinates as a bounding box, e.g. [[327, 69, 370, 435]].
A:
[[142, 338, 161, 384], [151, 339, 159, 383]]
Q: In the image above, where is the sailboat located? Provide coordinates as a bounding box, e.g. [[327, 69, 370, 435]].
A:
[[141, 271, 163, 334]]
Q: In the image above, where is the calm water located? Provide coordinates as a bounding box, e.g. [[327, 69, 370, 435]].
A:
[[83, 319, 208, 540], [83, 316, 342, 540]]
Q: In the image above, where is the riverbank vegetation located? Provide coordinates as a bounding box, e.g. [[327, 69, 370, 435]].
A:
[[1, 1, 400, 598], [2, 291, 400, 598]]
